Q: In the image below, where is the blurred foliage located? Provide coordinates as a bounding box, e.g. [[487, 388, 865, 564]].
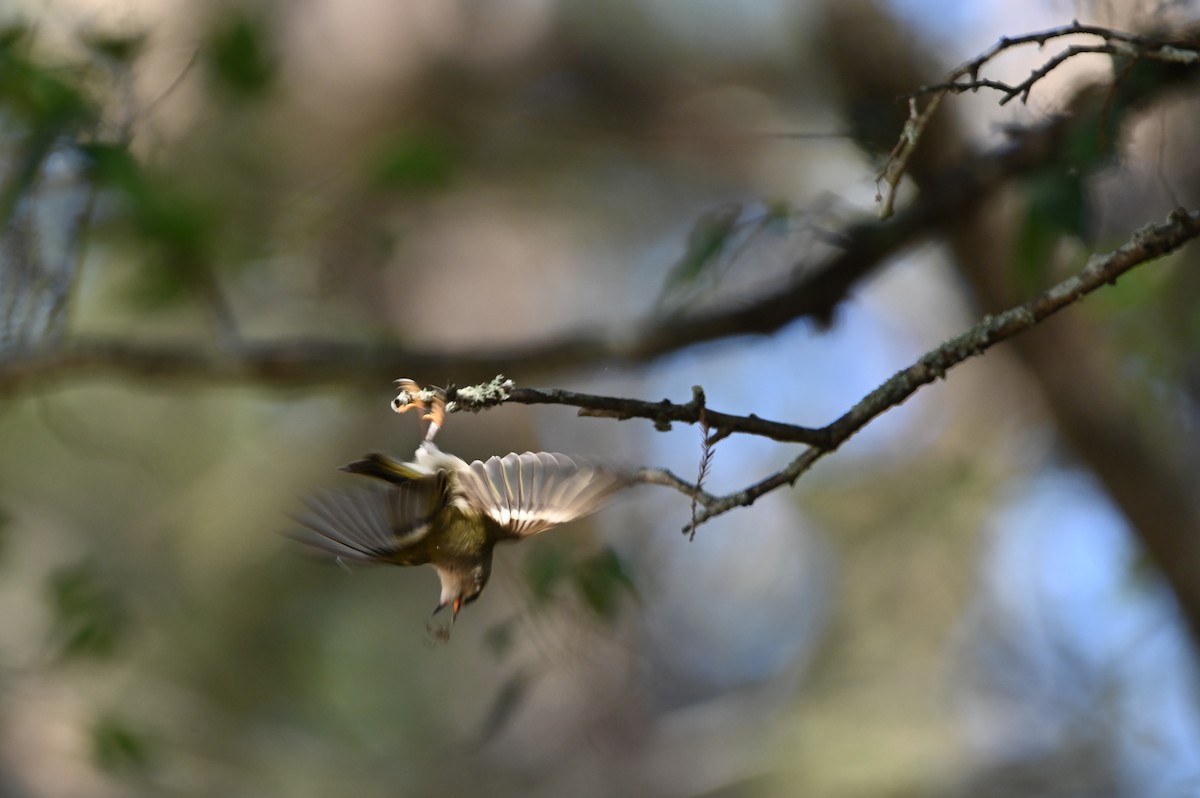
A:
[[367, 130, 459, 191], [1009, 43, 1200, 293], [82, 141, 217, 307], [573, 547, 637, 623], [658, 200, 793, 309], [0, 21, 221, 314], [91, 714, 153, 775], [525, 544, 637, 624], [1014, 86, 1125, 292], [0, 29, 91, 127], [0, 26, 97, 223], [663, 202, 745, 295], [1015, 168, 1088, 292], [46, 559, 130, 660], [476, 668, 532, 745], [81, 32, 148, 66], [525, 544, 570, 603], [205, 11, 276, 99]]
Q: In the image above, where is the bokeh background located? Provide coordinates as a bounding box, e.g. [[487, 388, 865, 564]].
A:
[[3, 0, 1200, 796]]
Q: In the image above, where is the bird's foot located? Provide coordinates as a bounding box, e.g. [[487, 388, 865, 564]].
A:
[[392, 378, 446, 441]]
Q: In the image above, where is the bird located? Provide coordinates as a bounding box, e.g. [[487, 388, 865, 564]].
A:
[[289, 380, 630, 623]]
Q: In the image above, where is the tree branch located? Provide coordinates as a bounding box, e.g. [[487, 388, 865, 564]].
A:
[[438, 209, 1200, 530], [440, 383, 828, 446], [879, 22, 1200, 216], [686, 208, 1200, 527]]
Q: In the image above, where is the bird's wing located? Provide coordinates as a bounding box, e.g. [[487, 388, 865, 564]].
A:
[[338, 452, 431, 484], [288, 474, 444, 562], [457, 452, 627, 539]]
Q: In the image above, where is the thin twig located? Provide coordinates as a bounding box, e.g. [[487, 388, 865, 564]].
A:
[[878, 22, 1200, 217], [688, 387, 715, 540]]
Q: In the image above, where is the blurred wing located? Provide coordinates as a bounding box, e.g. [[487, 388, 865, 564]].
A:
[[338, 452, 431, 484], [458, 452, 627, 539], [288, 475, 444, 562]]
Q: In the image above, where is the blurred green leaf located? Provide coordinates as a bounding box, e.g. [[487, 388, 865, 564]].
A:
[[483, 618, 516, 660], [572, 547, 636, 624], [1109, 48, 1200, 120], [83, 32, 147, 64], [206, 11, 275, 98], [1060, 98, 1122, 175], [0, 25, 29, 50], [0, 37, 96, 223], [47, 561, 129, 660], [81, 142, 143, 193], [367, 133, 457, 190], [0, 48, 90, 126], [130, 183, 212, 258], [82, 142, 215, 306], [1015, 169, 1086, 293], [660, 203, 743, 299], [476, 670, 532, 745], [524, 546, 571, 604], [526, 546, 637, 622], [91, 714, 152, 774]]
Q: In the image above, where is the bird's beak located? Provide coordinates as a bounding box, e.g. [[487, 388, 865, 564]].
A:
[[432, 599, 462, 622]]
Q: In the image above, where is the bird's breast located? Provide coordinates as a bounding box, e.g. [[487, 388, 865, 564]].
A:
[[427, 507, 491, 562]]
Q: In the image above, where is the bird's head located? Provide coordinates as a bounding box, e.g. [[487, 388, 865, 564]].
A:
[[433, 560, 491, 621]]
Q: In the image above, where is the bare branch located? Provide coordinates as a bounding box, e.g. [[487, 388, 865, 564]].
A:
[[423, 209, 1200, 530], [445, 383, 827, 446], [926, 21, 1198, 101], [688, 208, 1200, 527], [879, 23, 1200, 217], [631, 467, 717, 507]]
